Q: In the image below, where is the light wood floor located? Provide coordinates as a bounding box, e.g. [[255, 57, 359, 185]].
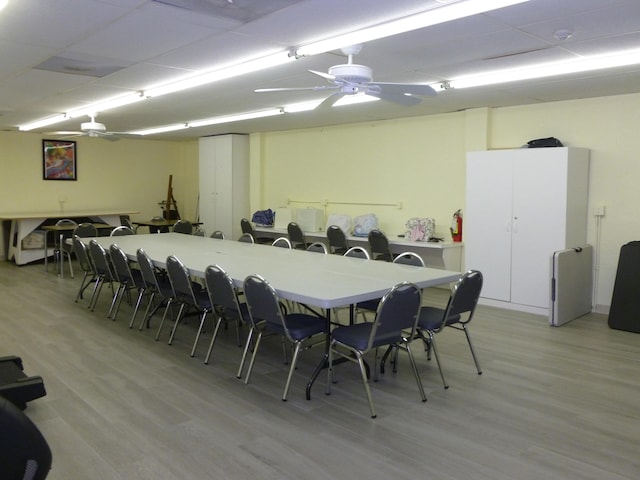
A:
[[1, 259, 639, 480]]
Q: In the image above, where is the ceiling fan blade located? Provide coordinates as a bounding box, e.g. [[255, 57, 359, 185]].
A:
[[366, 90, 423, 106], [255, 85, 338, 93], [316, 92, 346, 109], [369, 82, 437, 97], [309, 69, 336, 81]]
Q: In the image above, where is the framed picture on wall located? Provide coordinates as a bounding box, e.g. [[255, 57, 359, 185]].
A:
[[43, 139, 77, 180]]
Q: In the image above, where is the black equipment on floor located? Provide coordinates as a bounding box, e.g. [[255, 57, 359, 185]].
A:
[[0, 356, 46, 410], [608, 241, 640, 333]]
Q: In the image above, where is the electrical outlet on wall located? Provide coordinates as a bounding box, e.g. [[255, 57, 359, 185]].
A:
[[593, 205, 606, 217]]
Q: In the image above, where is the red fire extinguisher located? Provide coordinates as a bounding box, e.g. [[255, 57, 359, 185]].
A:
[[450, 209, 462, 242]]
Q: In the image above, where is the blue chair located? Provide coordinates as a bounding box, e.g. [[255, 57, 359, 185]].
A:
[[415, 270, 483, 389], [326, 281, 425, 418], [241, 274, 326, 401]]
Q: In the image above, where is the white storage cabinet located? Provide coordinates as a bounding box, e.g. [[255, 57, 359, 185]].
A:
[[199, 135, 249, 241], [465, 147, 590, 314]]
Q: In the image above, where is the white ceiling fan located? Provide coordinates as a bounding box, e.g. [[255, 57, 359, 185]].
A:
[[255, 44, 437, 107], [48, 114, 121, 140]]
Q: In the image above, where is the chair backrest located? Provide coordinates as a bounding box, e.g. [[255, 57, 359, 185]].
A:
[[110, 226, 135, 237], [0, 396, 52, 480], [88, 240, 113, 278], [166, 255, 198, 304], [243, 274, 289, 334], [55, 218, 77, 228], [368, 229, 393, 261], [307, 242, 328, 254], [326, 225, 348, 252], [136, 248, 160, 290], [393, 251, 425, 267], [287, 222, 306, 246], [344, 246, 370, 259], [120, 215, 134, 230], [54, 219, 78, 247], [173, 219, 193, 235], [367, 282, 422, 349], [109, 244, 133, 283], [73, 236, 94, 273], [272, 237, 292, 248], [73, 222, 97, 238], [238, 233, 255, 243], [210, 230, 225, 239], [150, 216, 169, 233], [205, 264, 242, 313], [440, 270, 483, 329], [240, 218, 255, 235]]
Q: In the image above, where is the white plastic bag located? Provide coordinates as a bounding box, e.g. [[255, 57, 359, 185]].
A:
[[353, 213, 378, 237], [326, 213, 352, 235]]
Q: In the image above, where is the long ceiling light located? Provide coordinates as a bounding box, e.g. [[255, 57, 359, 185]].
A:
[[296, 0, 530, 57], [145, 51, 295, 98], [446, 47, 640, 89]]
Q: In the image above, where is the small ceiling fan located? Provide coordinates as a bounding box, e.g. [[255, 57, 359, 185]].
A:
[[48, 114, 121, 141], [255, 44, 437, 107]]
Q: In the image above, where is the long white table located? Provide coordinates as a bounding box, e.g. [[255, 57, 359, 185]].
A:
[[254, 226, 464, 271], [90, 233, 461, 397]]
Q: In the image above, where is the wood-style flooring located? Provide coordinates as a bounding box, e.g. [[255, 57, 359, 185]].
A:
[[0, 259, 638, 480]]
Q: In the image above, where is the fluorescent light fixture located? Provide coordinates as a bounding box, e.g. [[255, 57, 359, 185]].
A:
[[129, 123, 188, 136], [282, 100, 323, 113], [448, 47, 640, 89], [296, 0, 530, 57], [188, 109, 283, 128], [66, 93, 145, 119], [19, 114, 68, 131], [145, 51, 294, 98], [332, 94, 380, 107]]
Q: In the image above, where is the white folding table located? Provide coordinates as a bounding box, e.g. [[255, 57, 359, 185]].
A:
[[91, 233, 461, 397]]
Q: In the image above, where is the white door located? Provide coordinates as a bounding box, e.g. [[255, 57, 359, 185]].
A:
[[465, 152, 513, 302], [510, 151, 568, 308]]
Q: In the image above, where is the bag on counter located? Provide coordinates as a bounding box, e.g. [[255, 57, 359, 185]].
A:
[[405, 217, 435, 242], [326, 213, 352, 235], [251, 209, 275, 226], [353, 213, 378, 237]]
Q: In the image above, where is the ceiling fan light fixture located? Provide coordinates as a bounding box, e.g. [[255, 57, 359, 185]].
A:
[[296, 0, 530, 57]]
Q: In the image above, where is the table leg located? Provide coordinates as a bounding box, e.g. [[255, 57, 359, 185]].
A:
[[306, 309, 331, 401]]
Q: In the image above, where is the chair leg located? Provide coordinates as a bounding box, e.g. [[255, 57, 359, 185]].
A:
[[190, 310, 211, 358], [236, 328, 255, 376], [129, 288, 146, 328], [463, 325, 482, 375], [405, 343, 427, 402], [356, 352, 377, 419], [167, 304, 187, 345], [110, 284, 126, 321], [89, 277, 104, 312], [326, 343, 334, 395], [244, 330, 264, 384], [107, 282, 122, 320], [155, 298, 174, 340], [428, 333, 449, 389], [282, 342, 302, 401]]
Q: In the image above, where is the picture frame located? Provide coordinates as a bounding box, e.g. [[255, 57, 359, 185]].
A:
[[43, 139, 77, 180]]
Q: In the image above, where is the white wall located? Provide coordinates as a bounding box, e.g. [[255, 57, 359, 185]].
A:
[[250, 93, 640, 313]]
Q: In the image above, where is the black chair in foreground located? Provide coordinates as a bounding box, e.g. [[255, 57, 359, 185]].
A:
[[210, 230, 225, 239], [242, 274, 326, 401], [344, 246, 370, 259], [306, 242, 328, 254], [272, 237, 292, 249], [0, 396, 51, 480], [415, 270, 483, 389], [238, 233, 255, 243], [326, 225, 349, 254], [326, 282, 425, 418]]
